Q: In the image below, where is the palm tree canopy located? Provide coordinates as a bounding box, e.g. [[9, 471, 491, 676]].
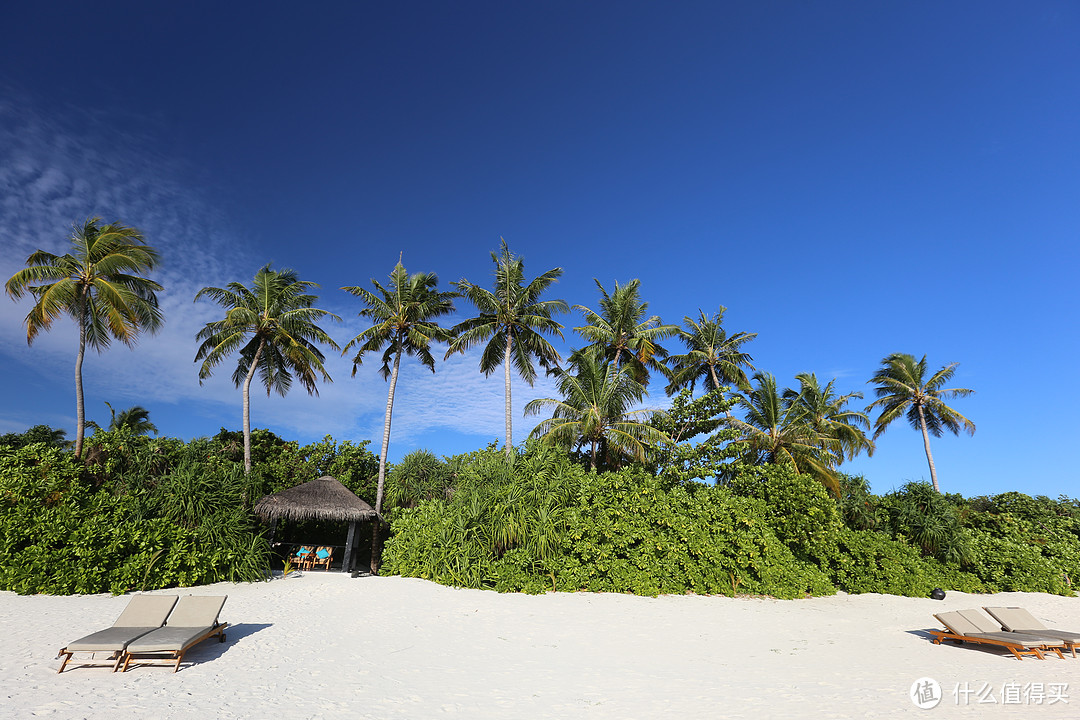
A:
[[666, 307, 757, 395], [194, 264, 340, 396], [867, 353, 976, 440], [525, 353, 669, 469], [105, 401, 159, 436], [342, 261, 456, 378], [445, 240, 568, 383], [573, 278, 677, 386], [726, 372, 843, 496], [784, 372, 873, 461], [5, 217, 163, 349]]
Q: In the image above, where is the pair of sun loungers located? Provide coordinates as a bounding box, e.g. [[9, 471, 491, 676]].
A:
[[56, 594, 228, 673], [931, 607, 1080, 660], [291, 545, 334, 571]]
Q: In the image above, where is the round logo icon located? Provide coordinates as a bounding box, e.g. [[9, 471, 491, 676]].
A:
[[910, 677, 942, 709]]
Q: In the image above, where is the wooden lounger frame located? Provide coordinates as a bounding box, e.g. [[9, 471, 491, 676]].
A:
[[56, 648, 127, 673], [120, 622, 229, 673], [928, 629, 1065, 661]]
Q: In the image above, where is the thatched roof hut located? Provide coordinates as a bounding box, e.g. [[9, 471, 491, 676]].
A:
[[254, 476, 378, 573], [254, 475, 378, 523]]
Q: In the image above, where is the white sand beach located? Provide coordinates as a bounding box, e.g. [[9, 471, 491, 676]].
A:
[[3, 574, 1078, 719]]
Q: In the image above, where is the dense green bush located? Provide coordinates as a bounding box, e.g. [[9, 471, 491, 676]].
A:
[[384, 448, 835, 599], [824, 528, 983, 596], [0, 427, 379, 595], [5, 422, 1080, 600]]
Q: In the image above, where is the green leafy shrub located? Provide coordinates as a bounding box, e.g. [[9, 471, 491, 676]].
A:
[[726, 465, 843, 563], [824, 528, 983, 596], [384, 449, 835, 599]]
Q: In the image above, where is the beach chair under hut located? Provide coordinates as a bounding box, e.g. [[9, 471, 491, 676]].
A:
[[254, 476, 379, 573]]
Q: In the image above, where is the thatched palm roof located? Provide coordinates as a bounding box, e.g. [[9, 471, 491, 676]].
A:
[[254, 476, 378, 523]]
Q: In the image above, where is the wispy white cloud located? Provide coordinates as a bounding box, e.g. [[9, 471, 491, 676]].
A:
[[0, 94, 572, 450]]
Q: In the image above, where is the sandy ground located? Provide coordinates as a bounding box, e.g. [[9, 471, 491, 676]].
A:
[[3, 574, 1079, 719]]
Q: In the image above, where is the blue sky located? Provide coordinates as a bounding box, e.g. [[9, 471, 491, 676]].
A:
[[1, 2, 1077, 498]]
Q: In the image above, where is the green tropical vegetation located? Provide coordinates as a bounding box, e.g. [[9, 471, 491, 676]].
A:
[[572, 278, 677, 387], [5, 218, 163, 458], [194, 264, 340, 473], [525, 352, 668, 470], [341, 260, 456, 572], [666, 307, 757, 396], [2, 227, 1012, 600], [103, 402, 159, 436], [867, 353, 976, 493], [445, 240, 568, 460]]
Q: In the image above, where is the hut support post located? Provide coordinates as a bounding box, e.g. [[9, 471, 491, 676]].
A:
[[343, 520, 357, 573]]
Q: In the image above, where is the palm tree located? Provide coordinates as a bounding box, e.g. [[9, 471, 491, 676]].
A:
[[5, 218, 163, 457], [573, 278, 677, 387], [524, 352, 669, 471], [867, 353, 975, 493], [784, 373, 873, 461], [725, 372, 843, 496], [446, 240, 568, 460], [195, 265, 340, 473], [105, 401, 158, 436], [666, 307, 757, 396], [341, 260, 456, 530]]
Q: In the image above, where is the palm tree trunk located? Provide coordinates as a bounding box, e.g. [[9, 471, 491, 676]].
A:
[[590, 438, 597, 470], [241, 339, 264, 474], [709, 365, 736, 418], [917, 404, 940, 493], [371, 348, 401, 574], [74, 318, 87, 458], [504, 334, 513, 460]]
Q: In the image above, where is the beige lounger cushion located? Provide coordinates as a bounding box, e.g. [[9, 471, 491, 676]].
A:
[[63, 595, 178, 651], [66, 627, 161, 652], [937, 610, 1060, 646], [125, 595, 227, 653], [126, 627, 220, 653], [984, 606, 1080, 642]]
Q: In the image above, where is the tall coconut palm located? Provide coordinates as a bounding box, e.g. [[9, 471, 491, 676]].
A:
[[784, 373, 873, 461], [195, 265, 340, 473], [666, 307, 757, 396], [867, 353, 975, 493], [5, 218, 163, 457], [525, 352, 669, 470], [341, 260, 456, 529], [446, 240, 568, 460], [725, 372, 843, 496], [573, 278, 677, 387], [104, 401, 158, 436]]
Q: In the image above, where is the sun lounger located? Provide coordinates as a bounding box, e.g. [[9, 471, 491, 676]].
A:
[[311, 546, 334, 571], [56, 594, 178, 673], [291, 545, 315, 570], [983, 606, 1080, 658], [930, 609, 1066, 660], [120, 595, 228, 672]]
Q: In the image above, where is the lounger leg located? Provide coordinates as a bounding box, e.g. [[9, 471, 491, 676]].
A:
[[57, 650, 71, 673], [122, 653, 133, 672]]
